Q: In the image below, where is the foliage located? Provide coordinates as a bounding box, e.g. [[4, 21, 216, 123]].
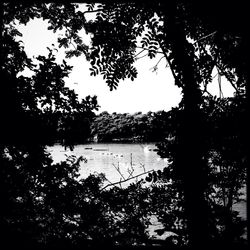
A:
[[0, 146, 82, 246], [1, 1, 248, 248], [1, 22, 99, 146], [0, 3, 168, 248], [0, 3, 99, 248], [0, 143, 154, 248], [90, 110, 170, 142], [154, 95, 247, 243], [79, 2, 248, 246]]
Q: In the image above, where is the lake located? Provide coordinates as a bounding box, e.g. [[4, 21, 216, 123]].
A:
[[48, 142, 168, 187], [48, 142, 247, 238]]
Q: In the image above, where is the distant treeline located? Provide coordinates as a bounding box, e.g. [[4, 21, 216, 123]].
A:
[[51, 110, 172, 144], [45, 110, 172, 145], [90, 110, 172, 142]]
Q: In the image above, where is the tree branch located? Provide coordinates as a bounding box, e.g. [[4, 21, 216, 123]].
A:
[[135, 53, 148, 61], [101, 169, 154, 191], [134, 48, 147, 58], [148, 27, 182, 86], [149, 55, 166, 72], [161, 48, 182, 86], [82, 9, 104, 15], [112, 163, 126, 181], [192, 31, 217, 44], [127, 168, 135, 179], [216, 64, 239, 93]]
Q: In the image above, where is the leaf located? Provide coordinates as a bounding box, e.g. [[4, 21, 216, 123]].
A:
[[153, 171, 158, 182]]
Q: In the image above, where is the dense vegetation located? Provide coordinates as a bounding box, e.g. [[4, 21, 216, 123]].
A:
[[155, 94, 247, 244], [90, 110, 170, 142], [1, 1, 248, 250], [44, 109, 173, 144]]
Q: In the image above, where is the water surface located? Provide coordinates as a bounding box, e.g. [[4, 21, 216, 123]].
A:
[[49, 143, 246, 218], [48, 142, 247, 237], [48, 142, 168, 186]]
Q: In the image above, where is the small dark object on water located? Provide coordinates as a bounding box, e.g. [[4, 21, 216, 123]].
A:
[[84, 147, 93, 150], [148, 148, 157, 151]]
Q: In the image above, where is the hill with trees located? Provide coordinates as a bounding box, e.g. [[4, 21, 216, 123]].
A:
[[90, 110, 171, 142]]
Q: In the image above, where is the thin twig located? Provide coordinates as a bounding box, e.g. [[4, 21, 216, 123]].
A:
[[218, 73, 224, 98], [149, 55, 165, 72], [202, 86, 213, 97], [65, 28, 77, 50], [103, 176, 113, 185], [134, 48, 147, 58], [149, 27, 182, 86], [192, 31, 217, 44], [216, 65, 239, 93], [127, 168, 134, 179], [112, 163, 126, 180], [135, 53, 148, 61], [101, 169, 154, 191], [140, 163, 146, 173], [155, 55, 165, 67]]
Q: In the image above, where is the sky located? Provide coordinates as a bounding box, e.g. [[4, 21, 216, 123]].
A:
[[16, 17, 235, 114]]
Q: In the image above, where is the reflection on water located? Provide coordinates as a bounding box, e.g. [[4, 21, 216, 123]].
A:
[[48, 143, 168, 185]]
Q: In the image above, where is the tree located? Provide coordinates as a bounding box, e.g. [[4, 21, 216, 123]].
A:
[[155, 95, 247, 244], [82, 2, 211, 246], [1, 1, 248, 248], [82, 2, 249, 247], [0, 3, 99, 248]]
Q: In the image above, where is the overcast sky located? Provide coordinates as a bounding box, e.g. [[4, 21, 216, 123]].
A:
[[16, 17, 235, 114]]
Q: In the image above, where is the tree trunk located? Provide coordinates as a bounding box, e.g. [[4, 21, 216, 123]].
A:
[[242, 35, 250, 246], [162, 4, 209, 248]]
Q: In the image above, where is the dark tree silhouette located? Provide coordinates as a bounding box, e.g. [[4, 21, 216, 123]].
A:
[[82, 1, 249, 247], [0, 1, 248, 249], [90, 110, 169, 142], [0, 3, 99, 249]]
